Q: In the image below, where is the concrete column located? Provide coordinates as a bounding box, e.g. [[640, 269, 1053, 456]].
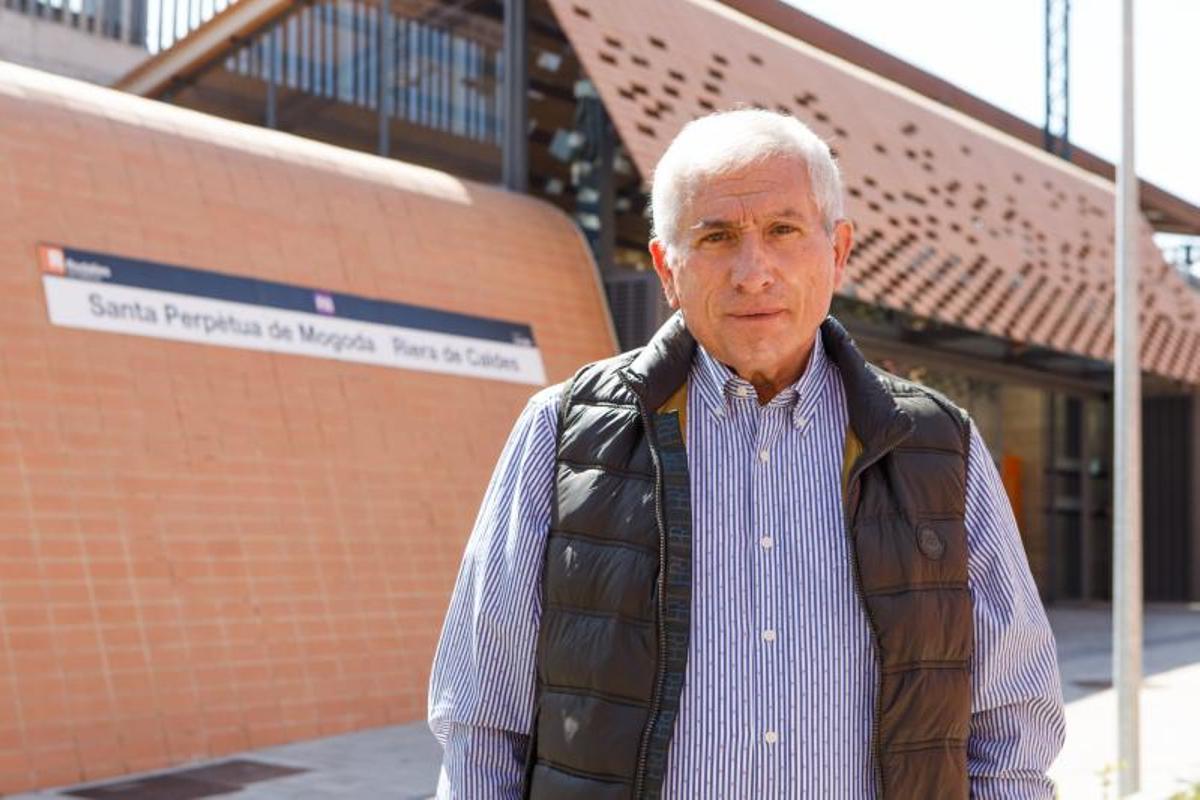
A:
[[120, 0, 133, 44], [266, 23, 278, 129], [595, 109, 616, 274], [378, 0, 393, 156], [1191, 392, 1200, 601], [500, 0, 527, 191]]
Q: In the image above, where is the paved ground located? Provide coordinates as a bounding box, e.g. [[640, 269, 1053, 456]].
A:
[[9, 605, 1200, 799], [1049, 605, 1200, 800], [6, 724, 443, 800]]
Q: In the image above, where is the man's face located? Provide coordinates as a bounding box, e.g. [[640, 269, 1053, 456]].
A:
[[649, 155, 854, 394]]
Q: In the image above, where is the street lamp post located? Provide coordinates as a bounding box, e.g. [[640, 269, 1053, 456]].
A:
[[1113, 0, 1142, 794]]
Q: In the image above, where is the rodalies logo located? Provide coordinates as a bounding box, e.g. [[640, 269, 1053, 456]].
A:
[[314, 292, 336, 315], [38, 244, 65, 275]]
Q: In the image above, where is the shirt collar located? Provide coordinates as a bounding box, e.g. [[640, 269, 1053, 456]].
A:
[[690, 332, 830, 428]]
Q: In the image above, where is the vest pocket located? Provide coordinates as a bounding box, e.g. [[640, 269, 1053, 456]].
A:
[[854, 516, 969, 593], [544, 536, 657, 621], [527, 762, 633, 800], [535, 690, 647, 783], [539, 606, 656, 700], [878, 742, 969, 800], [878, 665, 971, 744], [869, 586, 973, 665]]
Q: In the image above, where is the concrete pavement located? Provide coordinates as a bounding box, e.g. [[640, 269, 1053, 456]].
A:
[[1049, 605, 1200, 799], [9, 605, 1199, 799]]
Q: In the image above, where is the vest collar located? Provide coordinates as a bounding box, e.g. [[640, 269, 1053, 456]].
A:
[[819, 315, 915, 452], [621, 311, 914, 453], [620, 311, 696, 412]]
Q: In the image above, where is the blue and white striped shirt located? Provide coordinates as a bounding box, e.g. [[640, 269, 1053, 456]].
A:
[[428, 335, 1066, 798]]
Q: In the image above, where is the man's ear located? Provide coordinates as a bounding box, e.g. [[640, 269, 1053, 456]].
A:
[[830, 219, 854, 291], [649, 238, 681, 309]]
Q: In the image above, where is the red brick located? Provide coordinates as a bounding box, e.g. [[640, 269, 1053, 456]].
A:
[[0, 62, 613, 792]]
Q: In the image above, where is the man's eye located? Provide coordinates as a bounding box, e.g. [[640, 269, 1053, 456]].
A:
[[700, 231, 731, 243], [771, 224, 799, 235]]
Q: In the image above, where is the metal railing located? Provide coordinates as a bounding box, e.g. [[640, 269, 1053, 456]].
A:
[[1, 0, 236, 52], [217, 0, 505, 150], [1163, 241, 1200, 288], [1169, 243, 1197, 269]]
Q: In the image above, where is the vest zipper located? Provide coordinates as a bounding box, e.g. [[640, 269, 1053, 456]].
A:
[[844, 427, 911, 800], [629, 396, 667, 799], [844, 473, 885, 799]]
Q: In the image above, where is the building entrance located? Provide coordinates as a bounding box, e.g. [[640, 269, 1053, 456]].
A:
[[1045, 393, 1112, 602]]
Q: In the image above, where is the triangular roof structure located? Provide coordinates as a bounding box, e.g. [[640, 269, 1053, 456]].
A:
[[116, 0, 1200, 383]]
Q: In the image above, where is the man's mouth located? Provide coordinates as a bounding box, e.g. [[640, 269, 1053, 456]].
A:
[[729, 309, 785, 320]]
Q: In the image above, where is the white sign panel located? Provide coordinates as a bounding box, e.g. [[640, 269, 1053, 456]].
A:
[[37, 245, 546, 386]]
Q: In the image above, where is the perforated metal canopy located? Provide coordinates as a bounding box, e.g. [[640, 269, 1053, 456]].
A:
[[549, 0, 1200, 385]]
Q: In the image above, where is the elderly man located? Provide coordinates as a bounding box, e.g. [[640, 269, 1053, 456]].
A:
[[428, 110, 1065, 799]]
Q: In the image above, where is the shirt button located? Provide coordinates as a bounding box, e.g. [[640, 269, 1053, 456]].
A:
[[760, 535, 774, 549], [764, 730, 779, 744], [762, 629, 776, 642], [758, 449, 770, 463]]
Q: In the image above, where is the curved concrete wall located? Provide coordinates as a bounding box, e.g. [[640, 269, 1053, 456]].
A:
[[0, 61, 614, 793]]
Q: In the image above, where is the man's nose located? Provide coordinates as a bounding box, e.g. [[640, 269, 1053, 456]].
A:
[[730, 236, 773, 293]]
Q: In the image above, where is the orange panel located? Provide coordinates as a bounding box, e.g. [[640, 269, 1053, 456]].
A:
[[1000, 454, 1024, 525], [550, 0, 1199, 383]]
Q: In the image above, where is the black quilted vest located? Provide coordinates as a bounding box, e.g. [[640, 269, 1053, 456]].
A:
[[524, 313, 973, 799]]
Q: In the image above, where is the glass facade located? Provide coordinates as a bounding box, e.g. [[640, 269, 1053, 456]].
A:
[[162, 0, 654, 265], [1045, 393, 1112, 602], [169, 0, 506, 180], [0, 0, 231, 50], [154, 0, 1200, 604], [861, 346, 1114, 602]]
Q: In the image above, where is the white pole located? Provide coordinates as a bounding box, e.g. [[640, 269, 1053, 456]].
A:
[[1113, 0, 1141, 794]]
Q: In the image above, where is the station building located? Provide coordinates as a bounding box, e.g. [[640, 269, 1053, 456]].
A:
[[112, 0, 1200, 605], [2, 0, 1200, 792]]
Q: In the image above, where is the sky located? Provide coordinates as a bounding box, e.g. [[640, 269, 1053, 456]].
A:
[[785, 1, 1200, 221]]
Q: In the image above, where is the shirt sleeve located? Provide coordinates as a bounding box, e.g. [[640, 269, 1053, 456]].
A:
[[427, 386, 561, 800], [964, 421, 1067, 799]]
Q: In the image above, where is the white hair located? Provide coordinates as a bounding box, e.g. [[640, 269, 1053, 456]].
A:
[[650, 109, 844, 252]]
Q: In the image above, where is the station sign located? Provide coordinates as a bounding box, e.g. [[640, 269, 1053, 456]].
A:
[[37, 244, 546, 385]]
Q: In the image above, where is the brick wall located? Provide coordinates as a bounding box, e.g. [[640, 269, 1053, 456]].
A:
[[0, 62, 615, 793]]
